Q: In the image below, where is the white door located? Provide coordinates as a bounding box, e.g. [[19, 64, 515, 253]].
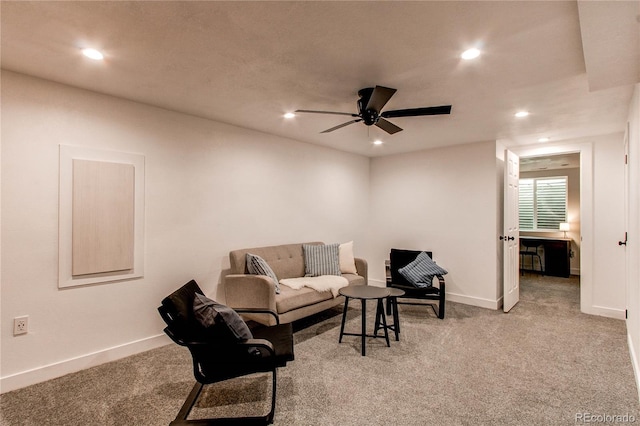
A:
[[623, 125, 630, 317], [503, 150, 520, 312]]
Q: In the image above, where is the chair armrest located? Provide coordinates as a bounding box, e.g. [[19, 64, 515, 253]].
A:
[[240, 338, 275, 356], [355, 257, 368, 284], [435, 275, 446, 290]]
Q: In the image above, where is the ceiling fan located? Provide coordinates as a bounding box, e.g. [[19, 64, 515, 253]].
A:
[[295, 85, 451, 135]]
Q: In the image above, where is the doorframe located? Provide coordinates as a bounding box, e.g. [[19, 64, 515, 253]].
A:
[[511, 141, 594, 315]]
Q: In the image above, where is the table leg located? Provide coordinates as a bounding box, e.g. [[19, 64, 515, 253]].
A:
[[339, 296, 350, 343], [361, 299, 366, 356], [391, 297, 400, 341], [374, 301, 382, 335], [378, 299, 390, 347]]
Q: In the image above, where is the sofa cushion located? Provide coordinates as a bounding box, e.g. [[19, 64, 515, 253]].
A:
[[339, 241, 358, 274], [303, 243, 341, 276], [342, 273, 366, 287], [275, 285, 334, 314], [246, 253, 280, 294]]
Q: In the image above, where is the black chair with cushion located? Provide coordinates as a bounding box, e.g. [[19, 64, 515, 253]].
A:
[[158, 280, 294, 425], [387, 249, 446, 319]]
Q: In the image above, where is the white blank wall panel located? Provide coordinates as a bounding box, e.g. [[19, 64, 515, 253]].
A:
[[72, 159, 135, 276], [58, 144, 145, 288]]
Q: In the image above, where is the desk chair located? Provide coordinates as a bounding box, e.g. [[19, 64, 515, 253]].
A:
[[520, 240, 544, 275]]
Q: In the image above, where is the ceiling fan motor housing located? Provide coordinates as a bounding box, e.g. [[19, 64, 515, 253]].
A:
[[357, 87, 379, 125]]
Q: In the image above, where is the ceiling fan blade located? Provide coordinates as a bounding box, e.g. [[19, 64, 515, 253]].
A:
[[295, 109, 358, 117], [375, 118, 403, 135], [365, 86, 397, 112], [381, 105, 452, 118], [320, 119, 362, 133]]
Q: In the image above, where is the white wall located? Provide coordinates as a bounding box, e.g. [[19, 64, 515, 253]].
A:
[[0, 71, 370, 391], [366, 140, 500, 309]]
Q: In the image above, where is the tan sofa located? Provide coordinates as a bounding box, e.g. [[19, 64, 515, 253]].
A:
[[224, 242, 367, 325]]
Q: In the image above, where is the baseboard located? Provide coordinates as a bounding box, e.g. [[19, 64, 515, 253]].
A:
[[0, 333, 171, 394], [628, 332, 640, 404], [446, 292, 501, 310], [368, 278, 500, 310], [570, 268, 580, 276], [585, 305, 626, 320]]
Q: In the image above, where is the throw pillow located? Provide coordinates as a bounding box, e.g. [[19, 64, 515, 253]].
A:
[[339, 241, 358, 274], [246, 253, 280, 294], [303, 243, 341, 277], [398, 251, 448, 288], [193, 292, 253, 340]]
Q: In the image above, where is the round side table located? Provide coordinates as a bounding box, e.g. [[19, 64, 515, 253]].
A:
[[338, 285, 391, 356]]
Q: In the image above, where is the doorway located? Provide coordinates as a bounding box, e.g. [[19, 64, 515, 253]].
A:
[[511, 142, 594, 315], [519, 153, 581, 303]]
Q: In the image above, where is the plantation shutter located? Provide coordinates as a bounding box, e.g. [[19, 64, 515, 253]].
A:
[[535, 177, 567, 229], [519, 179, 534, 230], [518, 176, 567, 231]]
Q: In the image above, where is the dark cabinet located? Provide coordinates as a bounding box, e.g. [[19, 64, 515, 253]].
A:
[[543, 240, 570, 277], [520, 237, 571, 278]]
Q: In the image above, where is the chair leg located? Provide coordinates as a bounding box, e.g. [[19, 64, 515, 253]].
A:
[[173, 382, 204, 423], [171, 371, 278, 425], [266, 369, 277, 424]]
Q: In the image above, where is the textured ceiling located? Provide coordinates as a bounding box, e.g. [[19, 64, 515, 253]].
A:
[[1, 1, 638, 157]]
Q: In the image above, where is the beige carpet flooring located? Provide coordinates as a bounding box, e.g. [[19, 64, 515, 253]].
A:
[[1, 275, 638, 425]]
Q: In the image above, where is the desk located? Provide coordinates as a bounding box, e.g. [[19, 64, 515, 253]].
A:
[[520, 236, 571, 278]]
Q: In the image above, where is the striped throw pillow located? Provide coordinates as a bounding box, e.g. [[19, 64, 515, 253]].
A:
[[246, 253, 280, 294], [303, 243, 341, 277], [398, 251, 448, 288]]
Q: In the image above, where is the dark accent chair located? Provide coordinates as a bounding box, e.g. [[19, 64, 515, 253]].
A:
[[387, 249, 446, 319], [158, 280, 294, 425]]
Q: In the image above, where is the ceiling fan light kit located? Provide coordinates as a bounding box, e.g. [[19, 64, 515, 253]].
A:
[[296, 85, 452, 135]]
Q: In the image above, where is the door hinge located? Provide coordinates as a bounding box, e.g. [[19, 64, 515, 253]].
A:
[[626, 309, 628, 319]]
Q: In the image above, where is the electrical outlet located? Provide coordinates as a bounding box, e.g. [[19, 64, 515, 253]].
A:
[[14, 316, 28, 336]]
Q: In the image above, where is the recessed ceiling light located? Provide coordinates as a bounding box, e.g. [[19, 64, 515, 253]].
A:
[[461, 48, 481, 60], [538, 137, 550, 142], [373, 139, 383, 146], [283, 112, 296, 119], [81, 48, 104, 60], [515, 111, 529, 118]]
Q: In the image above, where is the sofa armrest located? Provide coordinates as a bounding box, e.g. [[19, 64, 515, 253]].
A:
[[224, 274, 278, 325], [355, 257, 368, 284]]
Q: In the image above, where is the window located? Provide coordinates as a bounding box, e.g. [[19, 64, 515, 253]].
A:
[[519, 176, 567, 231]]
